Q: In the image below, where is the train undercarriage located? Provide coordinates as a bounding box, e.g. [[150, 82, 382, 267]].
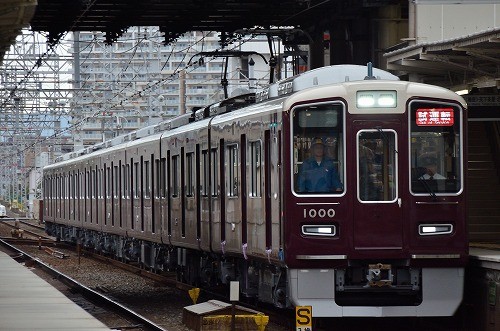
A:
[[45, 222, 289, 308]]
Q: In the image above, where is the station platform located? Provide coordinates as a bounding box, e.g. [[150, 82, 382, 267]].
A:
[[464, 246, 500, 331], [0, 250, 110, 330], [470, 246, 500, 268]]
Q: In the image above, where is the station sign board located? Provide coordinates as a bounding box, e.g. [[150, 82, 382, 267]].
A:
[[296, 305, 312, 331]]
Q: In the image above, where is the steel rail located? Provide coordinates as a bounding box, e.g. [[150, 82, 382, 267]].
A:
[[0, 238, 170, 331]]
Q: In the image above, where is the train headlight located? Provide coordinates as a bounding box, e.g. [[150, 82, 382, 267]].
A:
[[418, 223, 453, 236], [302, 225, 336, 237], [356, 90, 397, 108]]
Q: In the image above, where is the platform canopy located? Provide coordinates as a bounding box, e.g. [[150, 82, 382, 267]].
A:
[[385, 28, 500, 91], [0, 0, 399, 59], [0, 0, 37, 60]]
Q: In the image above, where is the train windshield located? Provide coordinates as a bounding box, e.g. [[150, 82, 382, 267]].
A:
[[292, 103, 344, 194], [410, 101, 463, 195]]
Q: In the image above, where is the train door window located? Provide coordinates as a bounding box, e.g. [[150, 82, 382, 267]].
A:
[[249, 140, 262, 198], [106, 166, 111, 199], [99, 169, 103, 200], [211, 148, 218, 197], [201, 150, 209, 196], [186, 152, 195, 197], [70, 170, 76, 220], [357, 130, 397, 202], [172, 155, 180, 197], [292, 102, 345, 194], [113, 165, 119, 199], [144, 159, 151, 199], [155, 159, 160, 198], [134, 162, 140, 199], [88, 170, 93, 200], [122, 164, 127, 198], [227, 144, 239, 197], [409, 101, 462, 195], [160, 158, 167, 198]]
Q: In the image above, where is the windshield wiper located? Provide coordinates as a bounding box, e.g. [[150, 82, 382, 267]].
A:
[[414, 167, 437, 200]]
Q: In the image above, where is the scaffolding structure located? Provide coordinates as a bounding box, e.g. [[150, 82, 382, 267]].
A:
[[0, 26, 292, 217], [0, 30, 73, 215]]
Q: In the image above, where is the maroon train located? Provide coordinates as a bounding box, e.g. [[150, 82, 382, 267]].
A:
[[43, 64, 468, 317]]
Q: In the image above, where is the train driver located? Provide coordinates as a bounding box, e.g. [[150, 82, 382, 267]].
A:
[[297, 137, 343, 193], [418, 152, 446, 180]]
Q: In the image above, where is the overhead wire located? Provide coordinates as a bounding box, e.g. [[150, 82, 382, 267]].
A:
[[4, 32, 258, 160]]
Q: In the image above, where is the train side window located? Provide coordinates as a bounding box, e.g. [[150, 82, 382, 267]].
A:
[[172, 155, 180, 197], [292, 102, 345, 194], [409, 101, 462, 195], [227, 144, 239, 197], [249, 140, 262, 198], [186, 152, 195, 197]]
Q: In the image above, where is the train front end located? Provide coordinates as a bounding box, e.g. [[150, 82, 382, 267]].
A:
[[282, 77, 468, 317]]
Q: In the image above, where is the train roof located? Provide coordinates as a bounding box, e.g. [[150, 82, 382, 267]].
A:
[[46, 64, 400, 169]]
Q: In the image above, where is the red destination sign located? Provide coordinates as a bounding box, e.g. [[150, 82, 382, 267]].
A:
[[416, 108, 454, 126]]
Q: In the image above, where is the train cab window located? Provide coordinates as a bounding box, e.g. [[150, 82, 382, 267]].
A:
[[227, 144, 239, 197], [357, 130, 397, 202], [292, 103, 345, 194], [410, 101, 462, 195]]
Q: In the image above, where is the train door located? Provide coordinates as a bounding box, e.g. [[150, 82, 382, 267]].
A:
[[104, 162, 111, 229], [111, 158, 120, 231], [352, 121, 403, 251], [154, 155, 165, 241], [143, 153, 154, 238], [131, 150, 143, 235], [223, 140, 242, 255]]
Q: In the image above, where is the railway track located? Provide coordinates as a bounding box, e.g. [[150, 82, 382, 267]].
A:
[[0, 219, 291, 330], [0, 218, 52, 240], [0, 238, 169, 331], [0, 217, 465, 330]]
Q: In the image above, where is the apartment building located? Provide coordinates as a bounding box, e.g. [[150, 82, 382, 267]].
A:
[[71, 28, 283, 149]]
